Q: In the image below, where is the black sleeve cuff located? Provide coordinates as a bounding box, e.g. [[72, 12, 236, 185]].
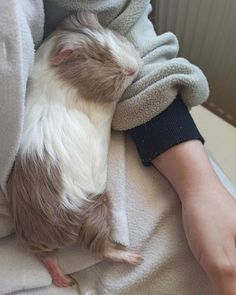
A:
[[128, 95, 205, 166]]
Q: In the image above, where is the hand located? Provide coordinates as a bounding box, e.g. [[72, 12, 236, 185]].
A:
[[182, 186, 236, 295]]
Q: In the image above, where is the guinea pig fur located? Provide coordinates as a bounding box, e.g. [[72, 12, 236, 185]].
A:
[[6, 11, 143, 287]]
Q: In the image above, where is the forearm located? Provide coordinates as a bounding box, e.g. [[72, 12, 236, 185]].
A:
[[129, 98, 236, 295], [152, 140, 226, 202], [153, 140, 236, 295]]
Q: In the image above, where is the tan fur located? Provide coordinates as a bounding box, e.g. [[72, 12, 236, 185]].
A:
[[7, 151, 80, 254], [7, 151, 112, 256], [79, 193, 111, 253], [56, 44, 124, 102], [49, 12, 137, 102]]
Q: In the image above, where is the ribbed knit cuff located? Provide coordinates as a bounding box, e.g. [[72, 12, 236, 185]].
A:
[[128, 96, 205, 166]]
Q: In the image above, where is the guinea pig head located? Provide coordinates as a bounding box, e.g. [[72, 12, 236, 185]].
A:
[[50, 11, 142, 102]]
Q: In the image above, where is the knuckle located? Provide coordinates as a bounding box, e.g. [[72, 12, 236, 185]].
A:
[[211, 260, 235, 277]]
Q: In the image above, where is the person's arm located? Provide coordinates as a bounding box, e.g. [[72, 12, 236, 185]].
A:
[[128, 95, 204, 166], [129, 96, 236, 295], [153, 140, 236, 295]]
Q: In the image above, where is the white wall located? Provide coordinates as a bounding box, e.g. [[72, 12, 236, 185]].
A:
[[152, 0, 236, 126]]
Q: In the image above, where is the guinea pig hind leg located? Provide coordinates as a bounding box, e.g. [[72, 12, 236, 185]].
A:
[[80, 193, 143, 266], [102, 248, 144, 265], [41, 254, 75, 288]]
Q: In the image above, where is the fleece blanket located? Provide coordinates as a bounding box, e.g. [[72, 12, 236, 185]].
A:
[[0, 132, 129, 294], [1, 132, 236, 295]]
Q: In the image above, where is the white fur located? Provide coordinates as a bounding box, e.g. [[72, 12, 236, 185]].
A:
[[20, 31, 139, 211], [20, 40, 116, 210]]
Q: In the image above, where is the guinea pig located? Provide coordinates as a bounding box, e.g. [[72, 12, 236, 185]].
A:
[[6, 11, 143, 287]]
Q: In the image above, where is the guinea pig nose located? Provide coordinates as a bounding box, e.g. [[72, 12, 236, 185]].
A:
[[124, 68, 136, 76]]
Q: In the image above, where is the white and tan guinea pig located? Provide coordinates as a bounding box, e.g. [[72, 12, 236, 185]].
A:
[[6, 11, 142, 287]]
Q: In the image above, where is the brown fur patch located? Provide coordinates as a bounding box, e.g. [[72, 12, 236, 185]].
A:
[[56, 43, 124, 103], [7, 152, 80, 254], [49, 12, 127, 102], [7, 151, 113, 256], [79, 193, 112, 253]]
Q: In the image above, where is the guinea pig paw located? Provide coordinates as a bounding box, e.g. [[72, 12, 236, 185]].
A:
[[42, 256, 76, 288], [103, 249, 144, 266], [53, 274, 75, 288], [121, 252, 144, 265]]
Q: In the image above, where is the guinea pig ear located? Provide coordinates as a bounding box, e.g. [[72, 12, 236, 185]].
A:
[[50, 47, 76, 66]]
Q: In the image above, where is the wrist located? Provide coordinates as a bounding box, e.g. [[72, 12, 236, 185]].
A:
[[179, 178, 226, 203], [175, 163, 222, 201], [153, 140, 225, 203]]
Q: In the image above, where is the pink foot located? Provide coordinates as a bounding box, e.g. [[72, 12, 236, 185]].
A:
[[52, 274, 74, 288], [42, 256, 75, 288], [103, 249, 144, 265]]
